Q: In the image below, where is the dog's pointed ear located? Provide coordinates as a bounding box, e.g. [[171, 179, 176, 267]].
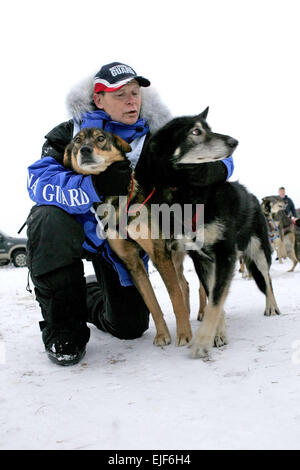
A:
[[199, 107, 209, 120], [114, 135, 132, 154]]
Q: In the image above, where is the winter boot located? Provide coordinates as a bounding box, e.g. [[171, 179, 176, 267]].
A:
[[33, 261, 90, 366]]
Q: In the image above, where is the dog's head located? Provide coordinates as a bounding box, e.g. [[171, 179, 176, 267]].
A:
[[63, 128, 131, 175], [261, 195, 286, 217], [135, 108, 238, 189], [171, 107, 238, 166]]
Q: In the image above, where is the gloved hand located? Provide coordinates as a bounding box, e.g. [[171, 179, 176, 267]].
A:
[[93, 160, 132, 196], [179, 161, 227, 187]]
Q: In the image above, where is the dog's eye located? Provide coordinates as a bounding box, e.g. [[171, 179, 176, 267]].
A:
[[97, 136, 106, 142], [75, 137, 82, 144], [192, 128, 202, 136]]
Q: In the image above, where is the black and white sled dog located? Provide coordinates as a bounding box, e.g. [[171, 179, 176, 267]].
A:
[[135, 107, 281, 358]]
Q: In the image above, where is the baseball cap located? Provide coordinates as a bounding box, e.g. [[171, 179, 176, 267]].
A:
[[94, 62, 151, 93]]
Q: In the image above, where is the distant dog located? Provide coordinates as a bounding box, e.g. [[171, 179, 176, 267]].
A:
[[261, 196, 287, 263], [238, 256, 252, 279], [261, 195, 300, 271], [63, 127, 192, 347], [135, 107, 281, 358]]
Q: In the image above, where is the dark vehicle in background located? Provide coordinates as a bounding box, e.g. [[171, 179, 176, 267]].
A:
[[0, 230, 27, 267]]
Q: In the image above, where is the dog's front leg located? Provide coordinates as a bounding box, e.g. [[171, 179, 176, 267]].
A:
[[190, 296, 228, 358], [214, 309, 228, 348], [107, 237, 172, 346], [197, 284, 207, 321], [171, 248, 190, 314], [129, 260, 172, 346], [190, 259, 231, 358], [156, 256, 192, 346], [138, 239, 192, 346]]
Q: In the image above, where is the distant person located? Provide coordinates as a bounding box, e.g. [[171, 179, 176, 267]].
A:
[[278, 187, 297, 218]]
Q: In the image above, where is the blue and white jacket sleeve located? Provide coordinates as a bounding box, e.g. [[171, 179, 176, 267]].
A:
[[27, 156, 101, 214], [222, 155, 234, 180]]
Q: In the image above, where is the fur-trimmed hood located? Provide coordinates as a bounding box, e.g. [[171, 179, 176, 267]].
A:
[[65, 74, 172, 133]]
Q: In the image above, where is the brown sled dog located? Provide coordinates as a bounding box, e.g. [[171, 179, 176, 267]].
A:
[[63, 127, 192, 347]]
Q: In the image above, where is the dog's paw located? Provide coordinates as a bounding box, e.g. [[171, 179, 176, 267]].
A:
[[153, 333, 172, 346], [188, 333, 213, 359], [264, 306, 281, 316], [214, 320, 228, 348], [176, 331, 193, 347], [175, 323, 193, 347], [214, 334, 228, 348], [189, 341, 210, 359]]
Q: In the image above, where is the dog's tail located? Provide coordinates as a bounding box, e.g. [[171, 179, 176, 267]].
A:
[[244, 257, 267, 295], [244, 201, 271, 296]]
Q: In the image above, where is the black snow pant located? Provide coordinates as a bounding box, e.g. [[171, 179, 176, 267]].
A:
[[26, 205, 150, 350]]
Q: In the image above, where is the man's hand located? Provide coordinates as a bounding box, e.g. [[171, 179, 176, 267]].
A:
[[93, 160, 132, 196]]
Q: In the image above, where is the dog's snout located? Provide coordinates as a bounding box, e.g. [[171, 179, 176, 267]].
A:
[[80, 145, 93, 156], [227, 137, 239, 148]]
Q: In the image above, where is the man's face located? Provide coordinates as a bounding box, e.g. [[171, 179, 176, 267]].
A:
[[94, 80, 142, 125], [279, 188, 286, 198]]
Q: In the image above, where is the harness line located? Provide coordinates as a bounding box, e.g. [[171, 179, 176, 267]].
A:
[[126, 174, 156, 214]]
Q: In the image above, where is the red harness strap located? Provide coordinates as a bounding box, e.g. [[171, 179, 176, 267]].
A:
[[122, 180, 203, 238], [118, 175, 156, 239], [191, 205, 203, 232], [126, 174, 156, 214]]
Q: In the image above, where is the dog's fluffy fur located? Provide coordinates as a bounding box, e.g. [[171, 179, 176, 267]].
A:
[[135, 108, 281, 358]]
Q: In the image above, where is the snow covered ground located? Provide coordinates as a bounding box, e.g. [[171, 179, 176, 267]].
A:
[[1, 256, 300, 450]]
